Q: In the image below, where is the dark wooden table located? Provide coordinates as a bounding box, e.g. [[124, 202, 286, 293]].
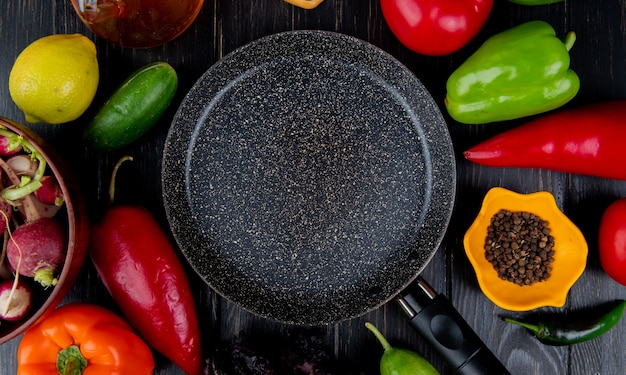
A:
[[1, 0, 626, 374]]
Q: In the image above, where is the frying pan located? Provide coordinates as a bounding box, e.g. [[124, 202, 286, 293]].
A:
[[162, 31, 509, 374]]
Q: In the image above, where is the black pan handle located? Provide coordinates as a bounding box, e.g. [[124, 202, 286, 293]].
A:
[[396, 277, 511, 375]]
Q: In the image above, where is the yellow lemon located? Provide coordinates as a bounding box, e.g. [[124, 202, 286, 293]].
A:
[[9, 34, 99, 124]]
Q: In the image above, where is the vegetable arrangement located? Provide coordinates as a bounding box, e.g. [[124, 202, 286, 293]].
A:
[[445, 20, 579, 124], [462, 100, 626, 345], [2, 0, 625, 372], [89, 156, 204, 375], [0, 126, 67, 324], [464, 100, 626, 180], [16, 302, 154, 375]]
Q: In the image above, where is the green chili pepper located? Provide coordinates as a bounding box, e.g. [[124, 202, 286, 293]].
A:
[[504, 300, 626, 346], [444, 20, 579, 124], [365, 322, 439, 375]]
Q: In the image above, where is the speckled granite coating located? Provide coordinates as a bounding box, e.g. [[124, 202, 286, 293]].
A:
[[161, 30, 456, 325]]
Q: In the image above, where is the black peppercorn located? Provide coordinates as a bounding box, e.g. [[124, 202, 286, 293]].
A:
[[484, 209, 555, 286]]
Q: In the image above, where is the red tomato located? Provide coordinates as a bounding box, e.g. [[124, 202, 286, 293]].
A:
[[598, 198, 626, 286], [380, 0, 493, 56]]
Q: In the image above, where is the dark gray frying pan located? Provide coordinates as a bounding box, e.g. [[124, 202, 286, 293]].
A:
[[162, 31, 509, 374]]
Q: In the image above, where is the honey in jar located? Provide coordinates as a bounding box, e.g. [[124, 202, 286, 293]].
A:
[[71, 0, 204, 48]]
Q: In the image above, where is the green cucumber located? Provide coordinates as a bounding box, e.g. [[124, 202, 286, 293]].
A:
[[83, 61, 178, 151]]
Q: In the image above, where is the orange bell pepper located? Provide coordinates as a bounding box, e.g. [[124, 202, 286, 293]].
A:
[[17, 302, 154, 375]]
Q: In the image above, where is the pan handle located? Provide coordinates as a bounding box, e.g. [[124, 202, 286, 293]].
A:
[[396, 277, 511, 375]]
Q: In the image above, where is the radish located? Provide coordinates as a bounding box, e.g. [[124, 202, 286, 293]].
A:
[[0, 135, 22, 156], [0, 278, 32, 321], [24, 194, 63, 220], [6, 217, 67, 288], [0, 155, 62, 222], [0, 158, 41, 222], [6, 154, 38, 177], [0, 130, 65, 224], [34, 175, 64, 206]]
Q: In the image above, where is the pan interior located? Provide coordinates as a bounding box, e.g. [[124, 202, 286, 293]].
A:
[[162, 31, 455, 325]]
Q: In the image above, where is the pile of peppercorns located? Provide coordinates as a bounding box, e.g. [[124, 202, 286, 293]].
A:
[[484, 209, 555, 286]]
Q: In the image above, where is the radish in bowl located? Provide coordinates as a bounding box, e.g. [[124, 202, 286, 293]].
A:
[[6, 218, 67, 288], [0, 117, 89, 344], [0, 279, 33, 321]]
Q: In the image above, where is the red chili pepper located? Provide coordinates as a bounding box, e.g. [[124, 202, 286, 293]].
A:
[[464, 100, 626, 180], [89, 157, 204, 375]]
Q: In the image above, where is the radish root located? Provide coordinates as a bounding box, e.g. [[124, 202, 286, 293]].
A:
[[1, 210, 21, 317]]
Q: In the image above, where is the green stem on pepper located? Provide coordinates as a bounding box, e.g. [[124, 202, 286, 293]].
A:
[[56, 345, 88, 375], [108, 155, 133, 206], [563, 31, 576, 52]]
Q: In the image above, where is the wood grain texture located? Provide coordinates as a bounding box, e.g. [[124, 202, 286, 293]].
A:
[[1, 0, 626, 374]]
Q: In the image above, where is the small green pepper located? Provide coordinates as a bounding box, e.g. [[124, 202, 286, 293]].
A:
[[504, 300, 626, 346], [365, 322, 439, 375], [445, 20, 579, 124]]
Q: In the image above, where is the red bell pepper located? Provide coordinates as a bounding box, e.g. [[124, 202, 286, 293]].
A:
[[89, 157, 204, 375], [380, 0, 493, 56], [464, 100, 626, 180]]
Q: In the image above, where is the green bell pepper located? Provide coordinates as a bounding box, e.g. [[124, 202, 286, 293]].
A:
[[444, 20, 579, 124]]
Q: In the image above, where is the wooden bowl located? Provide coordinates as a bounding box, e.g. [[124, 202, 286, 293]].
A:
[[0, 117, 89, 344]]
